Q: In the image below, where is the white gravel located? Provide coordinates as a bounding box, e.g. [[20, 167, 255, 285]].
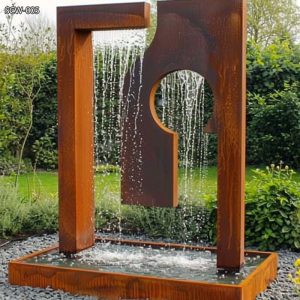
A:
[[0, 234, 299, 299], [256, 250, 299, 300], [0, 235, 94, 300]]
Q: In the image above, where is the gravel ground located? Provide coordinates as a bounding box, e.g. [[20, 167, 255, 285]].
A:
[[257, 250, 299, 300], [0, 234, 299, 299]]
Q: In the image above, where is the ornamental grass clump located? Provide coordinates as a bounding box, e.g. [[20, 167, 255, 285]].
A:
[[246, 163, 300, 251], [0, 180, 58, 238]]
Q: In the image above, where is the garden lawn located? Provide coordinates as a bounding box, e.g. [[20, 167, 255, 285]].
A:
[[3, 166, 299, 200]]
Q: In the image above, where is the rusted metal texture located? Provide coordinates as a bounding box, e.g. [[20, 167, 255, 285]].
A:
[[57, 2, 150, 254], [121, 0, 247, 269], [9, 238, 278, 300]]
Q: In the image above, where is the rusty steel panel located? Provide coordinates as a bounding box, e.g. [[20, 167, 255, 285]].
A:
[[57, 2, 150, 254], [121, 0, 247, 269], [9, 238, 278, 300]]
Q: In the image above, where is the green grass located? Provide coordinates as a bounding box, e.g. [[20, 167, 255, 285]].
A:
[[1, 166, 299, 245], [3, 166, 299, 200], [1, 171, 122, 200]]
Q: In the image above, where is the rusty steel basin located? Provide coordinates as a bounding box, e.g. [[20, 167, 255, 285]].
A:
[[9, 238, 278, 300]]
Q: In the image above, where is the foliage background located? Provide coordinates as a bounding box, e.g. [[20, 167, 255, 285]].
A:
[[0, 0, 300, 171]]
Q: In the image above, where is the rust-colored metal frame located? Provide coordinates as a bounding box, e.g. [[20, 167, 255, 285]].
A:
[[56, 0, 247, 269], [9, 238, 278, 300], [57, 2, 150, 254]]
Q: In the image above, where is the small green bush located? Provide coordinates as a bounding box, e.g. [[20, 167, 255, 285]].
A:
[[94, 193, 213, 243], [0, 156, 21, 176], [0, 156, 32, 176], [0, 181, 58, 238], [246, 164, 300, 251], [0, 183, 25, 237], [22, 198, 58, 234], [118, 205, 212, 243], [95, 199, 120, 232]]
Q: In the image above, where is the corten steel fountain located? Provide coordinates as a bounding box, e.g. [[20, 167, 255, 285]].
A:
[[9, 1, 278, 299]]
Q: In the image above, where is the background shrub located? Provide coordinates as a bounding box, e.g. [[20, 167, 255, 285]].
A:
[[22, 198, 58, 234], [1, 40, 300, 169], [245, 165, 300, 251], [0, 156, 30, 176], [32, 127, 58, 170], [247, 84, 300, 168], [29, 54, 57, 164], [122, 205, 212, 243], [247, 41, 300, 96], [0, 52, 57, 171], [94, 197, 213, 244], [0, 181, 58, 238], [0, 184, 26, 237]]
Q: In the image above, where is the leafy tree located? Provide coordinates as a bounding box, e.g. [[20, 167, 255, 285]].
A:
[[29, 54, 57, 157], [23, 14, 56, 53], [248, 0, 300, 46], [13, 54, 46, 183], [0, 5, 55, 54], [247, 40, 300, 95], [0, 53, 34, 174], [0, 11, 56, 177], [247, 84, 300, 168]]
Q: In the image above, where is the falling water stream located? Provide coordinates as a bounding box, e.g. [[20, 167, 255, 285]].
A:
[[155, 71, 210, 242], [92, 26, 212, 244], [156, 71, 209, 202], [93, 29, 147, 238], [92, 0, 212, 248], [93, 29, 147, 168]]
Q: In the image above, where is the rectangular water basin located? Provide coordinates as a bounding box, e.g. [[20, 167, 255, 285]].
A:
[[9, 237, 278, 300]]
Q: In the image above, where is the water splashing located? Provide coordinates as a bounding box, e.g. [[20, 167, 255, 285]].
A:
[[28, 242, 264, 285], [156, 70, 210, 242], [93, 29, 147, 236], [92, 30, 212, 244], [156, 71, 209, 203], [93, 29, 147, 167]]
